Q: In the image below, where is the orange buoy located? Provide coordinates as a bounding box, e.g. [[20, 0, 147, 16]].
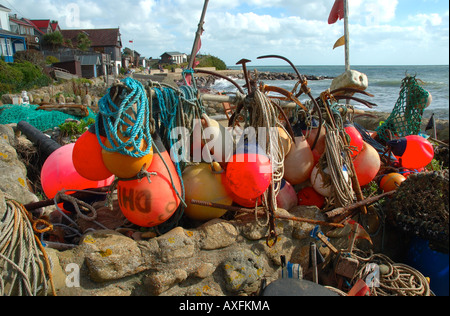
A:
[[284, 136, 315, 185], [297, 186, 325, 209], [353, 142, 381, 187], [73, 128, 113, 181], [183, 162, 233, 221], [116, 134, 181, 227], [276, 180, 298, 210], [379, 173, 406, 192], [224, 143, 272, 200], [101, 132, 154, 179], [344, 124, 364, 158], [41, 143, 114, 199], [388, 135, 434, 169]]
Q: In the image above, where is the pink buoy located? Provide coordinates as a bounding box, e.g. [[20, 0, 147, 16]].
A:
[[276, 180, 298, 210], [41, 143, 114, 199], [353, 142, 381, 187]]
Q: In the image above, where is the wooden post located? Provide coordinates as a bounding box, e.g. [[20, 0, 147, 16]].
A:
[[344, 0, 350, 72]]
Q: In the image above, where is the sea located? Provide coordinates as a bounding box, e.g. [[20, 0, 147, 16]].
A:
[[212, 65, 449, 120]]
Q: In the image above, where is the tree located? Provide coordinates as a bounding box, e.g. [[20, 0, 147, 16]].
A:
[[77, 32, 91, 52], [43, 31, 64, 51]]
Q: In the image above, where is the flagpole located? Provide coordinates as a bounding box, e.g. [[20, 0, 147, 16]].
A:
[[344, 0, 350, 71], [188, 0, 209, 70]]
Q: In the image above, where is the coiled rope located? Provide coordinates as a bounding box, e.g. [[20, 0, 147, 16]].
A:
[[96, 78, 153, 158], [350, 250, 431, 296], [0, 196, 56, 296]]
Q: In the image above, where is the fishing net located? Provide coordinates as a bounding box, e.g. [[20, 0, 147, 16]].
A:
[[376, 76, 430, 143], [0, 104, 96, 132]]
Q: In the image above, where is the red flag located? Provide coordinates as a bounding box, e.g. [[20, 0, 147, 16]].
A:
[[328, 0, 344, 24], [129, 40, 133, 43]]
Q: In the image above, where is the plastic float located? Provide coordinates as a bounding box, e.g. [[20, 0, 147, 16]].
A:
[[72, 127, 113, 181], [379, 173, 406, 193], [352, 142, 381, 187], [224, 142, 272, 200], [41, 143, 114, 199], [276, 179, 298, 211], [344, 124, 364, 158], [101, 132, 154, 179], [305, 126, 326, 163], [116, 134, 181, 227], [283, 136, 315, 185], [183, 162, 233, 221], [230, 191, 263, 208], [297, 186, 325, 209], [388, 135, 434, 170], [310, 164, 349, 197]]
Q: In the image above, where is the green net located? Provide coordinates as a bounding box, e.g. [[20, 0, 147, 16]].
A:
[[376, 76, 430, 142], [0, 104, 97, 132]]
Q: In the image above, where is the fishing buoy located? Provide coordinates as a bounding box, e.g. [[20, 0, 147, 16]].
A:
[[353, 142, 381, 187], [305, 126, 326, 156], [379, 173, 406, 192], [310, 164, 349, 197], [224, 142, 272, 200], [200, 114, 233, 163], [278, 127, 292, 157], [73, 127, 113, 181], [230, 192, 263, 208], [116, 134, 181, 227], [388, 135, 434, 169], [284, 136, 315, 185], [344, 124, 364, 158], [297, 186, 325, 209], [276, 180, 298, 211], [41, 143, 114, 199], [183, 162, 232, 221], [101, 133, 154, 179]]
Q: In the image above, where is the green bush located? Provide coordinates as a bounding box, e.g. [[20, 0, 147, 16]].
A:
[[197, 55, 227, 70], [46, 55, 60, 65], [0, 59, 52, 97]]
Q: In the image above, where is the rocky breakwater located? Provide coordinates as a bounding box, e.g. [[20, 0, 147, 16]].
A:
[[234, 72, 334, 81]]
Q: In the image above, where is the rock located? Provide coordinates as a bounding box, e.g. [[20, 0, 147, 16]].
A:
[[221, 248, 265, 294], [198, 219, 239, 250], [1, 94, 14, 104], [42, 93, 50, 103], [156, 226, 195, 262], [0, 125, 39, 205], [81, 230, 146, 283], [83, 94, 91, 107], [144, 269, 188, 295], [75, 95, 82, 104], [195, 263, 216, 279], [330, 70, 368, 94]]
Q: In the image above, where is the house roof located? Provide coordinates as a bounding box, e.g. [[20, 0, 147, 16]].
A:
[[0, 4, 11, 12], [162, 51, 186, 56], [22, 18, 45, 35], [0, 29, 26, 39], [29, 19, 51, 29], [61, 28, 122, 48]]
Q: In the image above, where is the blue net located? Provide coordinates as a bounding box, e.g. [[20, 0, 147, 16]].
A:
[[0, 104, 97, 131]]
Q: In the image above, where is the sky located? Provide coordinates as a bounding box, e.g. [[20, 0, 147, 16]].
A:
[[2, 0, 449, 66]]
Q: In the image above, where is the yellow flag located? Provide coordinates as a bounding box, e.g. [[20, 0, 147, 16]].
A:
[[333, 35, 346, 49]]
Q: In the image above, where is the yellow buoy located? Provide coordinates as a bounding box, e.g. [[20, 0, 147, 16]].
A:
[[183, 162, 233, 221]]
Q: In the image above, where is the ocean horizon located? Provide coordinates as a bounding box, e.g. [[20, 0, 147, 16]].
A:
[[217, 65, 449, 120]]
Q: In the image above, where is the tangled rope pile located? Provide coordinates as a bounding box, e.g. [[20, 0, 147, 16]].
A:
[[0, 196, 56, 296], [350, 250, 431, 296]]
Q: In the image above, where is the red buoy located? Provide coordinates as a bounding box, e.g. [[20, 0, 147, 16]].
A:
[[297, 186, 325, 209], [388, 135, 434, 169], [224, 143, 272, 200], [73, 129, 113, 181], [344, 124, 364, 158]]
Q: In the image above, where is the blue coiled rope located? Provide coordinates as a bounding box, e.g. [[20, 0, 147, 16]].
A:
[[96, 77, 152, 158]]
